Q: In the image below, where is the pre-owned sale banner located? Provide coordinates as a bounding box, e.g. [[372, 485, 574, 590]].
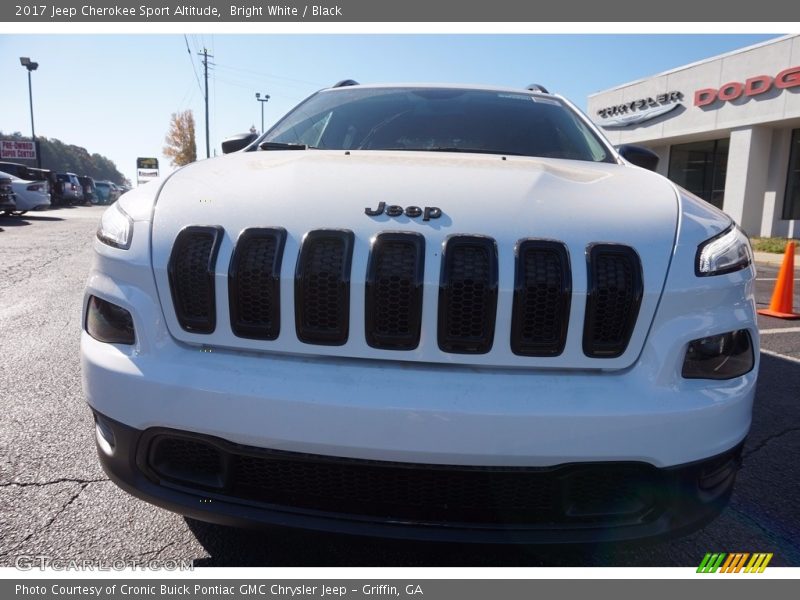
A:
[[0, 140, 36, 160]]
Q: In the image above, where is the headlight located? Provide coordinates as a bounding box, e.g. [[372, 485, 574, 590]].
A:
[[695, 225, 752, 276], [96, 203, 133, 249]]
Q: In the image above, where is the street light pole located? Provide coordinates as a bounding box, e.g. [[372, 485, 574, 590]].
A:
[[19, 57, 41, 168], [255, 93, 270, 133]]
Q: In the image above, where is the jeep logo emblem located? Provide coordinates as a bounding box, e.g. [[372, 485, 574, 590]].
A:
[[365, 202, 442, 221]]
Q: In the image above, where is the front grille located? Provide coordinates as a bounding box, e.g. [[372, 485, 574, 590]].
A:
[[146, 434, 661, 525], [511, 240, 571, 356], [438, 236, 499, 354], [583, 245, 643, 358], [365, 232, 425, 350], [228, 228, 286, 340], [168, 226, 223, 333], [165, 227, 645, 359], [294, 230, 354, 346]]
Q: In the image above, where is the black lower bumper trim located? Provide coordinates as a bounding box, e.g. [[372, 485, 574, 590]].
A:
[[92, 410, 743, 544]]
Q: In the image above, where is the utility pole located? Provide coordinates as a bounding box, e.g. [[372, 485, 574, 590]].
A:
[[255, 92, 270, 133], [19, 57, 41, 168], [198, 47, 213, 159]]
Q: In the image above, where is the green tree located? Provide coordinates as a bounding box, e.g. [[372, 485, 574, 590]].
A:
[[0, 131, 126, 184], [163, 110, 197, 167]]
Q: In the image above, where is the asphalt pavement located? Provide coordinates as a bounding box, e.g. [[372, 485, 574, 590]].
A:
[[1, 206, 798, 567]]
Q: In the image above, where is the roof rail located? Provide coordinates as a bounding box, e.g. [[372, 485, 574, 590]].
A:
[[332, 79, 360, 88], [526, 83, 549, 94]]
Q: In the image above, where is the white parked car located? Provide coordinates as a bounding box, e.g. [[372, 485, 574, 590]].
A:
[[82, 82, 757, 543], [0, 170, 50, 215]]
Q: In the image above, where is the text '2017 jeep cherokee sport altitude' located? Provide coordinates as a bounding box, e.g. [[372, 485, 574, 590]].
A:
[[81, 82, 757, 543]]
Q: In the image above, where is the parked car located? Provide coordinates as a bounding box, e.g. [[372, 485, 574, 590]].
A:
[[83, 81, 758, 543], [94, 181, 115, 205], [0, 175, 16, 213], [27, 168, 65, 206], [56, 172, 82, 204], [0, 170, 50, 215], [78, 176, 98, 205], [0, 161, 38, 180], [109, 182, 122, 202]]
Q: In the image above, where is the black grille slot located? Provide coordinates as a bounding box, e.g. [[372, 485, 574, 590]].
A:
[[438, 236, 498, 354], [511, 240, 571, 356], [167, 226, 223, 333], [583, 244, 643, 358], [295, 230, 354, 345], [365, 232, 425, 350], [228, 228, 286, 340]]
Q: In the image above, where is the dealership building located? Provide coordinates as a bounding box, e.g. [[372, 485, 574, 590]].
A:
[[588, 34, 800, 238]]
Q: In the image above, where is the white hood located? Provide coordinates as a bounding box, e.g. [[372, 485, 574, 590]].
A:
[[150, 150, 679, 369]]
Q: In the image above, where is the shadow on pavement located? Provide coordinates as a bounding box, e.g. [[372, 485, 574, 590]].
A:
[[23, 215, 66, 221], [0, 215, 64, 226], [185, 518, 639, 567]]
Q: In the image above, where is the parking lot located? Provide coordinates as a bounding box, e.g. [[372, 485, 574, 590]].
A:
[[1, 206, 799, 567]]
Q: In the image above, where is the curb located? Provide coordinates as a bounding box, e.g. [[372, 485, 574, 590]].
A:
[[754, 251, 798, 267]]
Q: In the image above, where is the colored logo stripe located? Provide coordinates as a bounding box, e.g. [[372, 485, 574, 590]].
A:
[[745, 553, 773, 573], [697, 553, 726, 573], [697, 552, 773, 573]]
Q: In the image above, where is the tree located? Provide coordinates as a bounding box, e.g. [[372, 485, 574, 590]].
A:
[[0, 131, 126, 184], [163, 110, 197, 167]]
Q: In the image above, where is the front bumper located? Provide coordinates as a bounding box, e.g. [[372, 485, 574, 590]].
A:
[[82, 328, 755, 468], [93, 411, 743, 544]]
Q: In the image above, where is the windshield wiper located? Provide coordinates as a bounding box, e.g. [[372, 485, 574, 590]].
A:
[[382, 147, 528, 156], [259, 141, 311, 151]]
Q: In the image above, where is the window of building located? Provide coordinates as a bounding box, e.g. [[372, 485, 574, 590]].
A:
[[782, 129, 800, 220], [668, 138, 729, 209]]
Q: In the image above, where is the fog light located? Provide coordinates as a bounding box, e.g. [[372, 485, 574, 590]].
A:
[[682, 330, 754, 380], [86, 296, 135, 345]]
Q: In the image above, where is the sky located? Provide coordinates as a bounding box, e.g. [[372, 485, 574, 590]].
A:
[[0, 33, 782, 184]]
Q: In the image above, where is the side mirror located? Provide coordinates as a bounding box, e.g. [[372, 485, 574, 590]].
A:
[[221, 132, 258, 155], [617, 144, 659, 172]]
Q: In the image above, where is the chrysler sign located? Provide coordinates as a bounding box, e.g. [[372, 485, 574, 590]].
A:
[[596, 91, 684, 128]]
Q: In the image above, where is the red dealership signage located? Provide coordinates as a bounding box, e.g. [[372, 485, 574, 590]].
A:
[[0, 140, 36, 160], [695, 66, 800, 107]]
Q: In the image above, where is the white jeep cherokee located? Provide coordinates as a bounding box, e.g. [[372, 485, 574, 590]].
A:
[[82, 82, 757, 543]]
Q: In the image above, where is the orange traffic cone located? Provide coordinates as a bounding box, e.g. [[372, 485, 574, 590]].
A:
[[758, 241, 800, 319]]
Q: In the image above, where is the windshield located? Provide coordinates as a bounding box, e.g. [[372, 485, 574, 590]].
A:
[[262, 87, 612, 162]]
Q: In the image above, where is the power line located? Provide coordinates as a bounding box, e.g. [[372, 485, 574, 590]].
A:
[[212, 74, 307, 102], [183, 34, 203, 95], [212, 62, 324, 89]]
